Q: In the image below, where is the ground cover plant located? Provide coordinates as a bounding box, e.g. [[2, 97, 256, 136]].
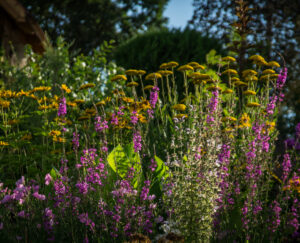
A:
[[0, 36, 299, 242]]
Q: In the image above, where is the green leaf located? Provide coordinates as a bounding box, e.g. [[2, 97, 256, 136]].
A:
[[154, 155, 169, 181], [107, 143, 141, 180]]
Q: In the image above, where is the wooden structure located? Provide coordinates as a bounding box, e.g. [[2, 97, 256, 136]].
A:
[[0, 0, 46, 66]]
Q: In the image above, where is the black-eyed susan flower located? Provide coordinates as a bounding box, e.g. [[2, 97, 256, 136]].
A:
[[0, 99, 10, 108], [61, 84, 71, 93], [79, 83, 95, 90], [49, 130, 61, 137], [122, 97, 134, 103], [172, 104, 186, 111], [239, 113, 251, 128], [111, 74, 127, 82], [0, 141, 9, 146], [31, 86, 52, 93]]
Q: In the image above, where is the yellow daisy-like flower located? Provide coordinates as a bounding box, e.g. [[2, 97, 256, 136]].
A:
[[7, 119, 19, 125], [222, 56, 236, 62], [21, 134, 32, 141], [61, 84, 71, 93], [145, 73, 162, 80], [31, 86, 52, 93], [246, 102, 261, 108], [239, 113, 251, 128], [242, 69, 257, 77], [0, 90, 17, 98], [221, 69, 238, 76], [144, 85, 154, 91], [243, 90, 256, 96], [126, 81, 139, 87], [67, 102, 77, 107], [105, 97, 112, 103], [262, 69, 275, 75], [177, 65, 194, 72], [38, 105, 51, 110], [172, 104, 186, 112], [0, 99, 10, 108], [222, 88, 234, 94], [122, 97, 134, 103], [53, 136, 66, 143], [49, 130, 61, 137], [74, 99, 85, 104], [165, 61, 179, 69], [267, 61, 280, 68], [16, 90, 29, 97], [111, 75, 127, 82], [0, 141, 9, 146], [125, 69, 139, 76], [79, 83, 96, 90]]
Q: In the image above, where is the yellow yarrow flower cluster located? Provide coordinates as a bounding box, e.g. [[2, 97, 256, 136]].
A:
[[79, 83, 96, 90]]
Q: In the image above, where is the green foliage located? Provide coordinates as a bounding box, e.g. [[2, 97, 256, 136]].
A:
[[114, 28, 226, 72], [20, 0, 170, 54]]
